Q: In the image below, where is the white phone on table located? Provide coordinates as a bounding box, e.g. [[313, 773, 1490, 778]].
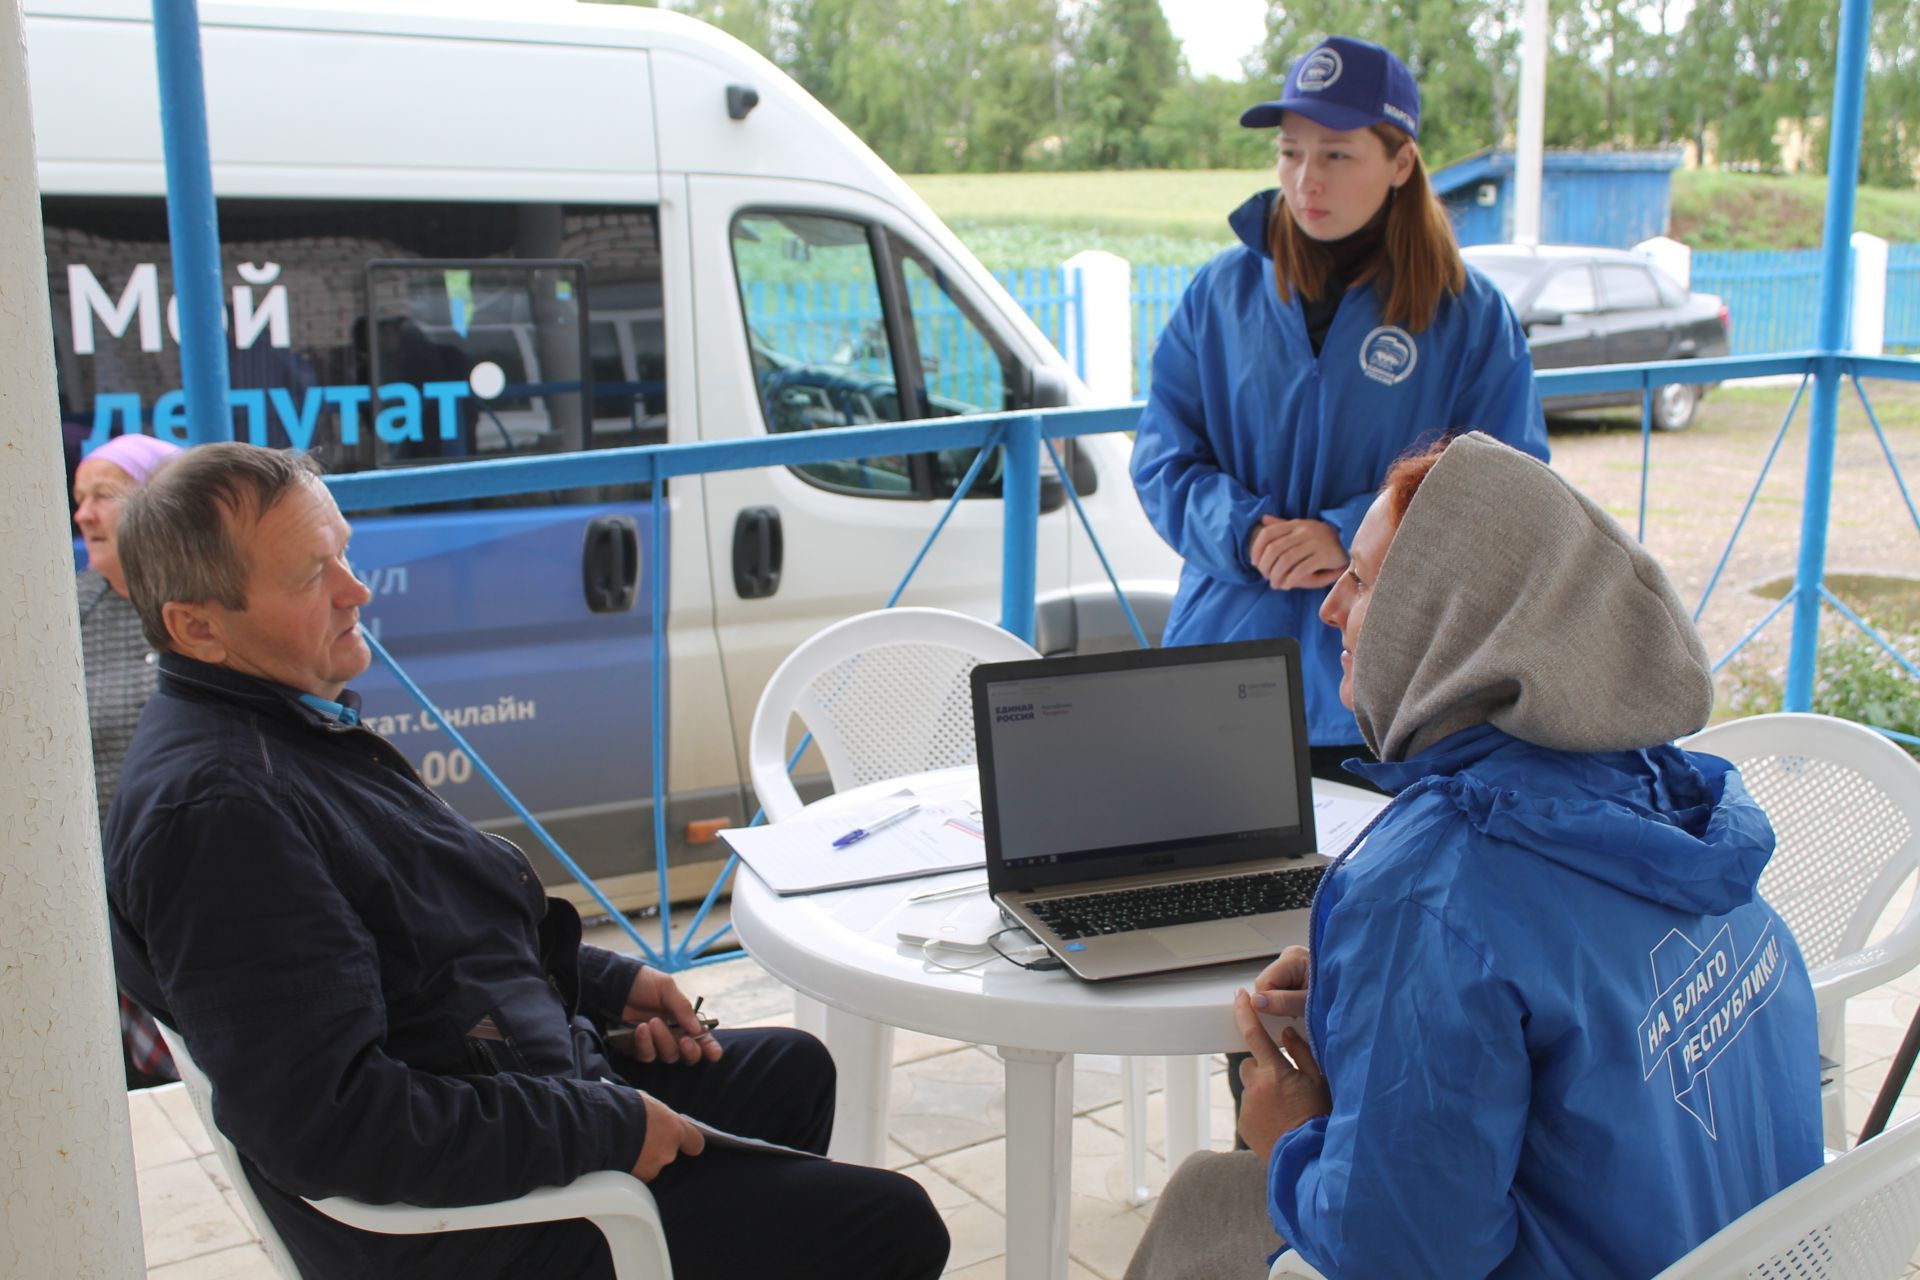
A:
[[895, 896, 1002, 952]]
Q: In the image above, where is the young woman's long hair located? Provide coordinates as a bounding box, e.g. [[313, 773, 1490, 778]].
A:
[[1266, 123, 1465, 334]]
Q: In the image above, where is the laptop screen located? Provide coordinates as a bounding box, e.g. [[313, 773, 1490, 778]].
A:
[[972, 639, 1316, 891]]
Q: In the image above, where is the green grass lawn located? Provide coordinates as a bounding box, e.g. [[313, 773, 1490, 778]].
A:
[[1671, 171, 1920, 249], [904, 169, 1271, 268], [903, 167, 1920, 268]]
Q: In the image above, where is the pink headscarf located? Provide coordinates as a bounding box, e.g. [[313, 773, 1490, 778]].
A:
[[86, 433, 184, 487]]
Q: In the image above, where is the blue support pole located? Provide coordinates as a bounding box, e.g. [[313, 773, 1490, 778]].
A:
[[1001, 415, 1041, 643], [1783, 0, 1870, 712], [151, 0, 232, 443]]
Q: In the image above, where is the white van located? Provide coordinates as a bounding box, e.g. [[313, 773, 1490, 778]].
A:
[[27, 0, 1178, 911]]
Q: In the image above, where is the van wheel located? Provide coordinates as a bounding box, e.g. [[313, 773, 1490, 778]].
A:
[[1653, 381, 1699, 432]]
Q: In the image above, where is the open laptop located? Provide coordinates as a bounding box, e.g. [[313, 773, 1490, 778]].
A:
[[970, 638, 1324, 982]]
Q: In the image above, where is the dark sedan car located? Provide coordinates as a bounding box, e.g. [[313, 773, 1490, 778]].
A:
[[1463, 244, 1732, 431]]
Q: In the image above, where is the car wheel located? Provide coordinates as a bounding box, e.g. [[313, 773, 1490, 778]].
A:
[[1652, 380, 1698, 432]]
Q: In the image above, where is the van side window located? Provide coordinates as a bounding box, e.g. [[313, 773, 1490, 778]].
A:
[[731, 212, 914, 495], [890, 234, 1014, 499], [42, 197, 665, 507], [729, 211, 1026, 501]]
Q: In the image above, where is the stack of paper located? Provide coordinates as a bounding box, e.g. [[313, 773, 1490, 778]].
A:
[[720, 787, 988, 895]]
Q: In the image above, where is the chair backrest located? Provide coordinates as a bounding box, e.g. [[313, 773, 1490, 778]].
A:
[[1652, 1117, 1920, 1278], [748, 607, 1042, 821], [155, 1023, 306, 1279], [1681, 713, 1920, 974]]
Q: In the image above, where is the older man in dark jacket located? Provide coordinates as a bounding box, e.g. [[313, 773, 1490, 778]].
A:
[[106, 442, 947, 1280]]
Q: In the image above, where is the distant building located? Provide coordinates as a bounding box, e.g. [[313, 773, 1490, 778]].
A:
[[1432, 149, 1685, 249]]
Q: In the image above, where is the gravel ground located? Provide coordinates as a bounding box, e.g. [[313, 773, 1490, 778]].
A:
[[1541, 376, 1920, 713]]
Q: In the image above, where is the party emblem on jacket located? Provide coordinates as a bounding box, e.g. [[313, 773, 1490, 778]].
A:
[[1636, 921, 1789, 1139], [1296, 48, 1343, 92], [1358, 326, 1417, 386]]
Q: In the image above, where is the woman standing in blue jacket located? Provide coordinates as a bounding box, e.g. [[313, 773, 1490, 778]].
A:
[[1132, 35, 1549, 779]]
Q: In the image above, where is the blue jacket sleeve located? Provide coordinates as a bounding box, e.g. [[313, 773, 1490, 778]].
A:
[[1270, 897, 1531, 1277], [126, 795, 651, 1206], [1315, 490, 1377, 553], [1455, 285, 1549, 464], [1130, 279, 1272, 586]]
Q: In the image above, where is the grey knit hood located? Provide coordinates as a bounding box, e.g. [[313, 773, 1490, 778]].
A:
[[1352, 432, 1713, 762]]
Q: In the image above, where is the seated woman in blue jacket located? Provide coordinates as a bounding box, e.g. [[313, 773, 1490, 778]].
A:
[[1131, 35, 1548, 785], [1124, 433, 1823, 1280]]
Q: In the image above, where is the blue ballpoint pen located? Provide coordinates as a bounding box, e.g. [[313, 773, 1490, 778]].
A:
[[832, 801, 921, 848]]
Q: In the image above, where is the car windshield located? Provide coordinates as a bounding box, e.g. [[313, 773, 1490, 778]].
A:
[[1465, 255, 1538, 301]]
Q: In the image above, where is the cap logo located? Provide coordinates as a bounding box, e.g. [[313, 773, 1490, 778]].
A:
[[1359, 326, 1418, 386], [1383, 101, 1416, 131], [1296, 48, 1343, 93]]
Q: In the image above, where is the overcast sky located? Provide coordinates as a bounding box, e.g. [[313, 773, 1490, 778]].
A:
[[1161, 0, 1268, 82]]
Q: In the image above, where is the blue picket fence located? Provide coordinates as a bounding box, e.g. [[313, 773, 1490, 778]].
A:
[[738, 247, 1915, 406], [1131, 264, 1204, 397], [1888, 243, 1920, 353], [1691, 249, 1828, 356]]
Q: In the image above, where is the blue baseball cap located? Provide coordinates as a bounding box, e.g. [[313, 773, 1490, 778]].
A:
[[1240, 36, 1421, 139]]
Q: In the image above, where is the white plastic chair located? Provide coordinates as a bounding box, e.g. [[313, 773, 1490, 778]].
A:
[[747, 606, 1043, 825], [1681, 712, 1920, 1147], [156, 1024, 672, 1280], [746, 606, 1161, 1200], [1267, 1115, 1920, 1280]]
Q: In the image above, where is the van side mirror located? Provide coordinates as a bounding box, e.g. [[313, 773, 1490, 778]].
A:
[[1026, 365, 1073, 410], [1523, 308, 1565, 332], [726, 84, 759, 120]]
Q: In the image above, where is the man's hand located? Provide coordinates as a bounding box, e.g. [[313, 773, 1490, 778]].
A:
[[1249, 517, 1348, 591], [1233, 988, 1331, 1160], [1252, 944, 1310, 1018], [616, 968, 722, 1066], [631, 1091, 705, 1181]]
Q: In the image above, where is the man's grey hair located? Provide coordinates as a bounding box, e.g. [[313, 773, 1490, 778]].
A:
[[118, 442, 325, 651]]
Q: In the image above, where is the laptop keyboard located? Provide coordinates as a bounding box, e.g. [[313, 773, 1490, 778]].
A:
[[1026, 866, 1325, 940]]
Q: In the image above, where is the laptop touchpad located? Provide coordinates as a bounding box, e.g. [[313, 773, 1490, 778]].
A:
[[1149, 920, 1269, 959]]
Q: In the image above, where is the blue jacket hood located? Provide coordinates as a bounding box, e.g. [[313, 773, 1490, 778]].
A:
[[1350, 724, 1773, 916]]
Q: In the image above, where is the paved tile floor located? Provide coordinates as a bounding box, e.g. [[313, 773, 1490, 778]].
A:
[[130, 910, 1920, 1278]]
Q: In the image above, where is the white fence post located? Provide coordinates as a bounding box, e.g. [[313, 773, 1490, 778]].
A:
[[1850, 231, 1888, 355], [1636, 235, 1693, 289], [1064, 249, 1134, 405], [0, 0, 147, 1272]]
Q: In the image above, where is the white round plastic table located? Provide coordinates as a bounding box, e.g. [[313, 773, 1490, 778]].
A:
[[731, 767, 1378, 1280]]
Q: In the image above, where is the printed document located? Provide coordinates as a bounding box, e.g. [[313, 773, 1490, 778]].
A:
[[721, 787, 987, 894]]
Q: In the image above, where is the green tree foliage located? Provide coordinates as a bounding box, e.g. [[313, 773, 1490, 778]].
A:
[[1141, 77, 1285, 170], [1254, 0, 1506, 168], [1062, 0, 1181, 168], [620, 0, 1919, 188]]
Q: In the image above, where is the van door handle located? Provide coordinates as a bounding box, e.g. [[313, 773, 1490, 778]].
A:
[[582, 515, 640, 613], [732, 506, 783, 599]]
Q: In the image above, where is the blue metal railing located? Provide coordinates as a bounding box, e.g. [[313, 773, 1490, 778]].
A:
[[316, 346, 1920, 965], [327, 403, 1139, 964]]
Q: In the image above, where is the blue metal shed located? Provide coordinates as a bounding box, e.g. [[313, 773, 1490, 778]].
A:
[[1432, 149, 1685, 248]]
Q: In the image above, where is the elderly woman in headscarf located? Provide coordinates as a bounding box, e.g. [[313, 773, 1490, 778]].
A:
[[1126, 433, 1823, 1280], [73, 431, 185, 1087]]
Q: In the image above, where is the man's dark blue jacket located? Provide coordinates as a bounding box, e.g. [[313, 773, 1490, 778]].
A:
[[105, 655, 653, 1278]]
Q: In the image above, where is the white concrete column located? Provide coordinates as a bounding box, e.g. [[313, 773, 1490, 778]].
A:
[[1851, 231, 1888, 355], [1064, 248, 1135, 404], [0, 1, 145, 1273], [1513, 0, 1549, 245], [1636, 235, 1693, 289]]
